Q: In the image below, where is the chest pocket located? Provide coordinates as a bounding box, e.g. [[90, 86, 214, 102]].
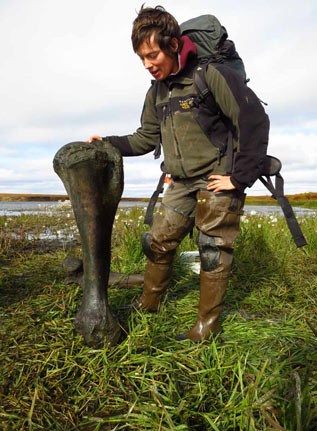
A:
[[156, 94, 197, 123]]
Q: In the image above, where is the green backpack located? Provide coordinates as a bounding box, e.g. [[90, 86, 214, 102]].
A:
[[180, 14, 247, 82]]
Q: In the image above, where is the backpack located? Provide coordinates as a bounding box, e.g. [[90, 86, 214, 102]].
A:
[[180, 15, 247, 83], [144, 15, 307, 248]]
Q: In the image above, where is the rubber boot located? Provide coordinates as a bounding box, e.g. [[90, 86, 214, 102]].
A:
[[176, 189, 244, 342], [133, 205, 194, 312], [133, 260, 173, 311], [177, 268, 229, 342]]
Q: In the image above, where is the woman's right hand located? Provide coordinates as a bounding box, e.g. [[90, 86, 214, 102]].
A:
[[86, 135, 103, 143]]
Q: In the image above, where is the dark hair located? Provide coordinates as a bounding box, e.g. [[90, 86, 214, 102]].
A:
[[131, 5, 181, 56]]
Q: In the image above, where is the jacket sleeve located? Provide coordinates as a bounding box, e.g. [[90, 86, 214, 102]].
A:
[[103, 85, 161, 157], [205, 64, 270, 192]]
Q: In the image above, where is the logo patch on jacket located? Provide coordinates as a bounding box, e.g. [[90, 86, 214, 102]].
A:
[[179, 97, 194, 110]]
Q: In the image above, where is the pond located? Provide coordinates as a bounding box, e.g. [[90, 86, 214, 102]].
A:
[[0, 201, 316, 216], [0, 200, 315, 217], [0, 200, 148, 216]]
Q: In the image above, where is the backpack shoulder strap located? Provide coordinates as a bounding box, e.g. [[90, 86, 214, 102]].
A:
[[193, 64, 215, 110], [194, 63, 237, 133]]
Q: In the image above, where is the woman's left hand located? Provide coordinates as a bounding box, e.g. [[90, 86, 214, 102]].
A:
[[207, 175, 236, 193]]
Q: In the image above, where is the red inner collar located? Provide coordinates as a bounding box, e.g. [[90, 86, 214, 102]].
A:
[[177, 35, 197, 73]]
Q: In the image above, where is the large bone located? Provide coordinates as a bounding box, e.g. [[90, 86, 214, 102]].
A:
[[63, 256, 144, 289], [53, 141, 123, 346]]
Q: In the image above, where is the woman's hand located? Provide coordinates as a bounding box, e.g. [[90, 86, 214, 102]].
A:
[[86, 135, 103, 143], [207, 175, 235, 193]]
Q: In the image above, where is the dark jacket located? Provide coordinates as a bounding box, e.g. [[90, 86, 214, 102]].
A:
[[105, 48, 269, 192]]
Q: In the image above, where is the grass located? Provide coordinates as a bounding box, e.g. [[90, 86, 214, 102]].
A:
[[0, 202, 316, 430]]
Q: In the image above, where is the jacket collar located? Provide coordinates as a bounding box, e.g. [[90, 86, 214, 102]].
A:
[[164, 36, 197, 85], [171, 35, 197, 76]]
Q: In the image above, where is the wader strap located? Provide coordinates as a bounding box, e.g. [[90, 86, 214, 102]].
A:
[[259, 174, 307, 248], [144, 172, 166, 226]]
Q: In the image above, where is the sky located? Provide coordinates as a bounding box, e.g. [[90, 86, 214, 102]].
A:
[[0, 0, 316, 197]]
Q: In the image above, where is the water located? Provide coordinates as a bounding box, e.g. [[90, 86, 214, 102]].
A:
[[243, 205, 315, 217], [1, 200, 314, 242], [0, 201, 61, 216], [0, 200, 148, 216], [0, 200, 315, 217]]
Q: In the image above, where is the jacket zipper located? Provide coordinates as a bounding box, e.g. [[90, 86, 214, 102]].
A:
[[169, 90, 187, 177]]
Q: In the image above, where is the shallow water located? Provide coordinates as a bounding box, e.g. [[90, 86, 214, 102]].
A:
[[0, 200, 147, 216], [0, 200, 315, 217], [243, 205, 315, 217]]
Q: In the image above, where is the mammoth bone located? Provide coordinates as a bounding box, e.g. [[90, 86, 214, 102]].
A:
[[53, 140, 124, 347], [63, 256, 144, 290]]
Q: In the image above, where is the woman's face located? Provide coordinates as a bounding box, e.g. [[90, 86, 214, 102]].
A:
[[137, 33, 179, 81]]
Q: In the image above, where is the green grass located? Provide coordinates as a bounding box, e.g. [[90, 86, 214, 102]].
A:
[[0, 202, 316, 430]]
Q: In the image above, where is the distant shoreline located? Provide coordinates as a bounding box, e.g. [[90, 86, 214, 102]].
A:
[[0, 192, 316, 208], [0, 193, 151, 202]]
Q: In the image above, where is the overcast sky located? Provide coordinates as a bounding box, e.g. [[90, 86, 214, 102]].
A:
[[0, 0, 316, 197]]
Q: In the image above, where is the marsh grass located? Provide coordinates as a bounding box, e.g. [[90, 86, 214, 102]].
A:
[[0, 203, 316, 430]]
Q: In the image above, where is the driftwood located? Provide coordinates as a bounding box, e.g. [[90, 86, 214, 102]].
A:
[[53, 140, 124, 346]]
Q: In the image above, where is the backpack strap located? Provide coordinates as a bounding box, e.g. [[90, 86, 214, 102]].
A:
[[259, 156, 307, 248], [144, 163, 166, 227], [193, 63, 235, 174]]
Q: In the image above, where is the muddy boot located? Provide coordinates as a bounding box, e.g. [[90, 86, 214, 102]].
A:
[[177, 268, 229, 342], [133, 205, 194, 312], [176, 190, 244, 342], [133, 260, 173, 311]]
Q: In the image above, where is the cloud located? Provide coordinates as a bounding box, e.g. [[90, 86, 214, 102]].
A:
[[0, 147, 17, 156], [0, 0, 316, 196], [269, 131, 317, 167]]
